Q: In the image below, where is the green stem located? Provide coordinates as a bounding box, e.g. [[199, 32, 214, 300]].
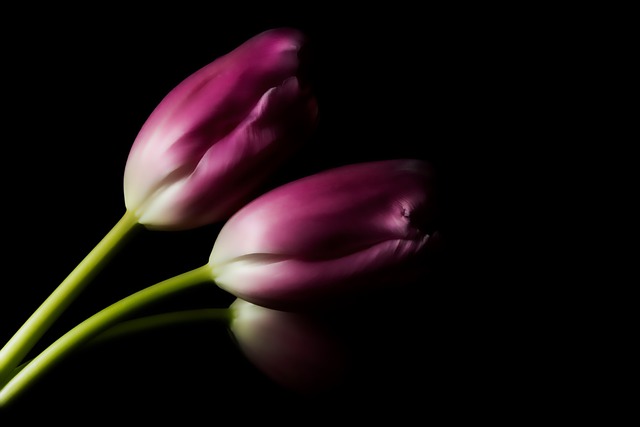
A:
[[0, 210, 141, 385], [0, 265, 214, 408]]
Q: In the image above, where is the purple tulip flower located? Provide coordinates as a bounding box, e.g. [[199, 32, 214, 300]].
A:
[[209, 159, 440, 310], [123, 27, 318, 230]]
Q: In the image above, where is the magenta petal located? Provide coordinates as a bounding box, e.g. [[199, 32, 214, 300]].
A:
[[211, 159, 436, 262], [215, 237, 432, 310], [130, 76, 317, 229], [209, 159, 439, 309], [123, 28, 317, 230]]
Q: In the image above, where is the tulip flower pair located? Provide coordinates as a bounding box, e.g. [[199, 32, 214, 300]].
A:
[[0, 158, 439, 406], [0, 27, 317, 386]]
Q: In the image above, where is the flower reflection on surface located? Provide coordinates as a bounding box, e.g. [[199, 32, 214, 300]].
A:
[[228, 298, 348, 395]]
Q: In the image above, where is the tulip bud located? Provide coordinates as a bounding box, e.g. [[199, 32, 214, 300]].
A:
[[209, 159, 440, 310], [228, 298, 347, 394], [123, 27, 318, 230]]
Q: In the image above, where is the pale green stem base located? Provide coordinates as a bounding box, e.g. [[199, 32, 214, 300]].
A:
[[0, 265, 214, 408], [0, 210, 141, 386]]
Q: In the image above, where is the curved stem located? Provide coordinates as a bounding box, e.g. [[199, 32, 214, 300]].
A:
[[0, 210, 141, 385], [0, 264, 214, 408]]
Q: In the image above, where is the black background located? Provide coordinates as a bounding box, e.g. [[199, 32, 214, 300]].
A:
[[0, 5, 562, 424]]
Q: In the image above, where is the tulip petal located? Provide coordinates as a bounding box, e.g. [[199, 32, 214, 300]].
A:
[[210, 159, 435, 263], [123, 27, 316, 230], [134, 77, 317, 229], [208, 159, 439, 309], [214, 235, 433, 310]]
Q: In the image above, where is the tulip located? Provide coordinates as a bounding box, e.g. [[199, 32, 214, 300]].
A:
[[124, 27, 318, 230], [0, 27, 317, 385], [209, 158, 440, 310]]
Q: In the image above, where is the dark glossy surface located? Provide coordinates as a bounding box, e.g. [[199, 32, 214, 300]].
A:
[[0, 6, 539, 424]]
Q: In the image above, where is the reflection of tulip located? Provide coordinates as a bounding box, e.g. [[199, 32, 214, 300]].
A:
[[124, 27, 318, 230], [228, 298, 347, 394], [209, 159, 440, 310]]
